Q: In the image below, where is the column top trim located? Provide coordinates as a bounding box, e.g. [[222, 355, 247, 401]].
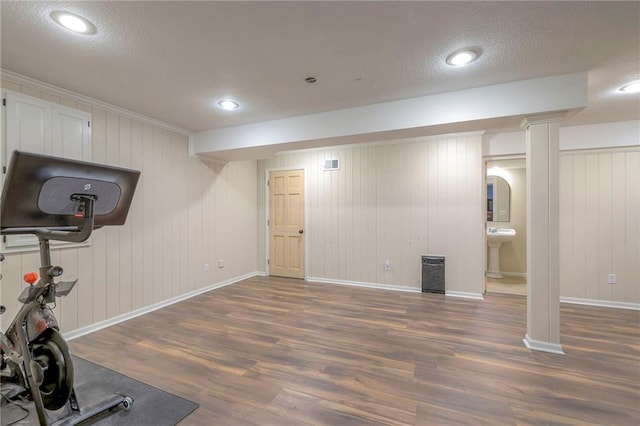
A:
[[520, 111, 568, 129]]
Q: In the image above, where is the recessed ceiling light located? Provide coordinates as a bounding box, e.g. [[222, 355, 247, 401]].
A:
[[619, 80, 640, 93], [51, 11, 97, 35], [446, 48, 480, 67], [217, 99, 240, 110]]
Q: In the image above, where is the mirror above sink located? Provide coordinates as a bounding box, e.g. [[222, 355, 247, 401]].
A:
[[487, 175, 511, 222]]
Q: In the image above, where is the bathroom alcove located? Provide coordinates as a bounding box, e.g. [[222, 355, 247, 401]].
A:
[[485, 158, 527, 295]]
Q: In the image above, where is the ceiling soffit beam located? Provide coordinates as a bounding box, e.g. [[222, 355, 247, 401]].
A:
[[189, 72, 587, 159]]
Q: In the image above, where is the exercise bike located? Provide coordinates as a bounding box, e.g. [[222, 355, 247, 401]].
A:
[[0, 150, 140, 425]]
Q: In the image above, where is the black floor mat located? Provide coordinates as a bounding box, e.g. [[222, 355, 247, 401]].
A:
[[1, 356, 199, 426]]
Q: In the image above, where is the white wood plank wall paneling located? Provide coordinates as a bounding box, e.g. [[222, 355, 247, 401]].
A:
[[559, 148, 640, 304], [258, 134, 485, 296], [0, 78, 258, 334]]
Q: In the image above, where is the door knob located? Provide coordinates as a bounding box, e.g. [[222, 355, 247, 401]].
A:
[[299, 229, 304, 234]]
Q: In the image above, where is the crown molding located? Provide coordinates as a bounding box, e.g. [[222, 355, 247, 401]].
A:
[[1, 69, 192, 137]]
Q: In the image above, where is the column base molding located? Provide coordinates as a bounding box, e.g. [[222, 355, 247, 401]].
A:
[[523, 334, 565, 355]]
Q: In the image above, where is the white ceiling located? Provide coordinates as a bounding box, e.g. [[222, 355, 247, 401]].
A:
[[1, 1, 639, 137]]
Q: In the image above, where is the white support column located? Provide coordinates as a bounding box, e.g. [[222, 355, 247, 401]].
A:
[[521, 114, 565, 354]]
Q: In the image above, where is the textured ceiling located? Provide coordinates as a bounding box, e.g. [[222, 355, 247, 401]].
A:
[[1, 1, 639, 133]]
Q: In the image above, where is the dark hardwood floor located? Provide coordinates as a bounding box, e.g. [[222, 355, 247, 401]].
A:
[[69, 276, 640, 425]]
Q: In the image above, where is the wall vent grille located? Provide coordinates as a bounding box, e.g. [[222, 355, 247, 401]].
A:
[[323, 159, 340, 171], [422, 255, 445, 294]]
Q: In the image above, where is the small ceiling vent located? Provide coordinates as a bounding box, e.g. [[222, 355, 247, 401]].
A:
[[323, 159, 340, 171]]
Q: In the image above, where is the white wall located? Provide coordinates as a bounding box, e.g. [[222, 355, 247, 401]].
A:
[[0, 77, 258, 334], [559, 148, 640, 304], [257, 134, 485, 296]]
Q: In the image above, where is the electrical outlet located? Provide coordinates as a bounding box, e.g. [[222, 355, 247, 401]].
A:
[[218, 259, 225, 269], [203, 263, 209, 273], [384, 259, 391, 271], [608, 273, 616, 284]]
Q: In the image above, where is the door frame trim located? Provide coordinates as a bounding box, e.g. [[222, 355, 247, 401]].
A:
[[265, 166, 308, 279]]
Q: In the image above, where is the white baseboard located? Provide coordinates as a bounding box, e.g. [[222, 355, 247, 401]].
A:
[[484, 281, 637, 311], [445, 291, 485, 300], [523, 334, 565, 355], [500, 271, 527, 279], [560, 297, 640, 311], [306, 277, 486, 300], [306, 276, 421, 293], [61, 272, 639, 345], [64, 271, 263, 341]]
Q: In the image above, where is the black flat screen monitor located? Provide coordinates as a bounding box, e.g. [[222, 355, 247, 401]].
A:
[[1, 150, 140, 231]]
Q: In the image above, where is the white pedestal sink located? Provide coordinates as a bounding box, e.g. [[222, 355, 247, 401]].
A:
[[487, 228, 516, 279]]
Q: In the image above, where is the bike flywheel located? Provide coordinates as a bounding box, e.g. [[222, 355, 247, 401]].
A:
[[32, 328, 74, 410]]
